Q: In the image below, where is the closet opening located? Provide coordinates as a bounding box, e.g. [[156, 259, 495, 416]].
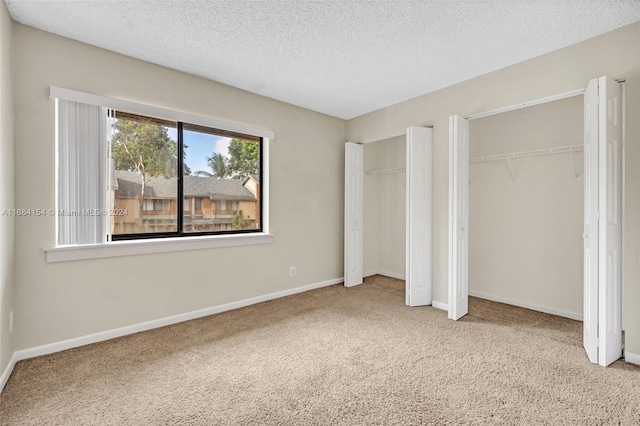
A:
[[468, 95, 584, 322], [344, 127, 433, 306], [363, 135, 406, 288], [449, 77, 624, 366]]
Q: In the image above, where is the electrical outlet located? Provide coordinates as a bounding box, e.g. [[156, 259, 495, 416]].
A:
[[289, 266, 296, 277], [9, 311, 14, 333]]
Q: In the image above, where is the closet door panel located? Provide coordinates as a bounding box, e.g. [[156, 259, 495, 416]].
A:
[[345, 142, 364, 287], [598, 76, 622, 366], [449, 115, 469, 320], [583, 78, 599, 364], [406, 127, 433, 306]]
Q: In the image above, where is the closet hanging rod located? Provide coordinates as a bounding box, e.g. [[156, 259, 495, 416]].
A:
[[366, 167, 406, 175], [465, 88, 586, 121], [359, 132, 406, 145], [470, 144, 583, 164]]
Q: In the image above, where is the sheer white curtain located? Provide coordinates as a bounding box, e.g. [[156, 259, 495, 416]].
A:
[[56, 100, 108, 245]]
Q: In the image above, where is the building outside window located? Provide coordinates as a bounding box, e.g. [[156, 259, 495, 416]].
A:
[[109, 110, 262, 239]]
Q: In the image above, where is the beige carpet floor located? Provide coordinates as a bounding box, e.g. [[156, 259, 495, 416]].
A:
[[1, 275, 639, 425]]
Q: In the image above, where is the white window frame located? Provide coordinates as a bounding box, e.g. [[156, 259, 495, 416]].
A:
[[45, 86, 273, 262]]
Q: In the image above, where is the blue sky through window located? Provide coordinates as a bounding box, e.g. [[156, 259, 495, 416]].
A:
[[167, 128, 231, 176]]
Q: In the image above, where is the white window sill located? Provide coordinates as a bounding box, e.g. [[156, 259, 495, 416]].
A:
[[44, 233, 274, 263]]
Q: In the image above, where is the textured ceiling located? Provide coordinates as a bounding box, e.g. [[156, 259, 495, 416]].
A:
[[5, 1, 640, 119]]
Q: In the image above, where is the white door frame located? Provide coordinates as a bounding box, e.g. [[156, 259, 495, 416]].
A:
[[448, 79, 624, 366]]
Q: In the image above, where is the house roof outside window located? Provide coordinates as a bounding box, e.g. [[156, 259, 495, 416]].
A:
[[114, 170, 256, 201]]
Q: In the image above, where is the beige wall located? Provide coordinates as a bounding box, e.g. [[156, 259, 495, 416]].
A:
[[5, 16, 640, 363], [0, 1, 15, 378], [348, 22, 640, 356], [363, 137, 406, 278], [469, 96, 583, 317], [12, 24, 346, 350]]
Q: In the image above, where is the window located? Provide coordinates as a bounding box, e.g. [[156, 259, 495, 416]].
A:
[[144, 199, 170, 212], [52, 87, 271, 254], [110, 110, 262, 240], [215, 200, 239, 212]]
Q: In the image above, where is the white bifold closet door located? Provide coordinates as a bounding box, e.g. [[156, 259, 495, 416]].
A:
[[344, 142, 364, 287], [405, 127, 433, 306], [448, 115, 469, 320], [583, 76, 623, 367], [583, 78, 599, 364]]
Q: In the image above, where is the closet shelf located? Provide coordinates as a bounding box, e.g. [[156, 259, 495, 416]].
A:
[[470, 144, 584, 163], [470, 144, 584, 180], [366, 167, 406, 175]]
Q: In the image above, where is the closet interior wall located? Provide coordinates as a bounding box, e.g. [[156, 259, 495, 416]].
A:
[[363, 136, 406, 279], [469, 96, 584, 318]]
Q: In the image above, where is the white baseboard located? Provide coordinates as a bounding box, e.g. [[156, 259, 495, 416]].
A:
[[363, 269, 379, 278], [377, 270, 405, 280], [0, 352, 18, 394], [469, 290, 583, 321], [6, 277, 343, 384], [364, 270, 444, 311], [624, 351, 640, 366], [431, 300, 448, 312], [364, 270, 406, 281]]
